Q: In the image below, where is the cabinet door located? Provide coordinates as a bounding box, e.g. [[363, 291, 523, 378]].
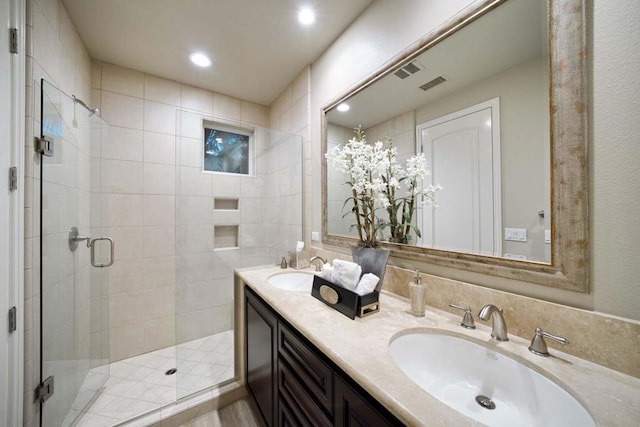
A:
[[246, 288, 278, 426], [334, 375, 401, 427]]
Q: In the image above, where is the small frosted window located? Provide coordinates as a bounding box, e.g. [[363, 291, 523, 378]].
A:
[[203, 126, 250, 174]]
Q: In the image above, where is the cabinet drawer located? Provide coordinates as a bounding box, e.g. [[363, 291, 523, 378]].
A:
[[278, 322, 333, 415], [278, 358, 332, 427]]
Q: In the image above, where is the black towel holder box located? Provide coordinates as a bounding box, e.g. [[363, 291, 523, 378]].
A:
[[311, 275, 380, 319]]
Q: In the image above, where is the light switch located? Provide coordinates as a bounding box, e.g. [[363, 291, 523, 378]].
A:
[[504, 228, 527, 242], [504, 253, 527, 260], [311, 231, 320, 241], [544, 229, 551, 244]]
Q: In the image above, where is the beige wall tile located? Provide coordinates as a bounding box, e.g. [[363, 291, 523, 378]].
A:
[[143, 163, 176, 195], [213, 93, 241, 121], [212, 209, 241, 226], [108, 258, 143, 295], [101, 63, 144, 98], [179, 167, 212, 196], [179, 137, 203, 168], [143, 195, 175, 226], [211, 174, 241, 198], [144, 100, 177, 135], [144, 132, 176, 165], [35, 0, 59, 33], [101, 126, 143, 162], [91, 61, 102, 89], [143, 316, 176, 353], [109, 291, 143, 328], [240, 198, 264, 224], [107, 226, 143, 261], [143, 226, 176, 257], [101, 159, 143, 194], [101, 91, 143, 130], [177, 225, 214, 253], [144, 74, 181, 106], [32, 3, 59, 84], [110, 323, 146, 361], [143, 256, 176, 290], [181, 85, 213, 114], [241, 101, 267, 126], [179, 110, 204, 139], [291, 66, 310, 103], [143, 286, 175, 320], [176, 309, 215, 343], [176, 196, 213, 225], [106, 194, 143, 227]]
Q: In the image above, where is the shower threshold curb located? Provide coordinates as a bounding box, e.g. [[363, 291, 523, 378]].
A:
[[116, 380, 246, 427]]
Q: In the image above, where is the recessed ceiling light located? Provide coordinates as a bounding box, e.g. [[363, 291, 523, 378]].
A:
[[298, 8, 316, 26], [337, 103, 350, 112], [189, 52, 211, 67]]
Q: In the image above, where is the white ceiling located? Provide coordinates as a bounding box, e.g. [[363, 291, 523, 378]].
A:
[[62, 0, 374, 105]]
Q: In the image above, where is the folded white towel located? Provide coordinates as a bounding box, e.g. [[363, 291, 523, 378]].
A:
[[355, 273, 380, 295], [331, 259, 362, 291], [321, 263, 333, 280]]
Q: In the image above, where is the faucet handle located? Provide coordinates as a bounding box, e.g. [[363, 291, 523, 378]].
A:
[[449, 304, 476, 329], [528, 327, 569, 357]]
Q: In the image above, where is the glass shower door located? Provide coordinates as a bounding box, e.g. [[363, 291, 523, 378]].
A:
[[39, 80, 111, 426]]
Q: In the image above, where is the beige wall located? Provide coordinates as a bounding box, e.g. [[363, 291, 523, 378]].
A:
[[23, 0, 93, 425], [311, 0, 640, 321], [268, 66, 312, 245], [414, 56, 551, 261]]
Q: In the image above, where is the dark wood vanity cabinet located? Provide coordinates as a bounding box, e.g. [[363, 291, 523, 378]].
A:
[[246, 287, 279, 426], [244, 286, 402, 427]]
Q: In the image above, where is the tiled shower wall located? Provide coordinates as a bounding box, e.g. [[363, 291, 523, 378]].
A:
[[268, 66, 311, 245], [91, 61, 270, 360], [23, 0, 93, 426]]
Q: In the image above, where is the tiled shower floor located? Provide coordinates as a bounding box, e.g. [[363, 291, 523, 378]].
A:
[[69, 330, 234, 426]]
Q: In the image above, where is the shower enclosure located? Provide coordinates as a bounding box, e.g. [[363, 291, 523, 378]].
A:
[[38, 81, 303, 426]]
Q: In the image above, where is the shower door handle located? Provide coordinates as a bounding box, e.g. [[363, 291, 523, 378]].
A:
[[90, 237, 114, 268]]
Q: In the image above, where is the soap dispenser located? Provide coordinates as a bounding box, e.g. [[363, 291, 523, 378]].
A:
[[409, 270, 426, 317]]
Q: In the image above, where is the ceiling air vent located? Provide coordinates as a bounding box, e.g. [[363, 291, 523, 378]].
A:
[[419, 76, 447, 91], [393, 61, 422, 79]]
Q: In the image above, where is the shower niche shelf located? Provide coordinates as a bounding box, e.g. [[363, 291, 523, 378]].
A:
[[214, 225, 239, 250], [214, 198, 239, 210]]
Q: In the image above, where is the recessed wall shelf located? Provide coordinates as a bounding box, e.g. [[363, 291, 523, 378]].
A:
[[214, 225, 239, 250], [214, 198, 239, 210]]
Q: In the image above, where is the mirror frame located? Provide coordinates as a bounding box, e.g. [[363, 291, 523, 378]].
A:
[[321, 0, 588, 292]]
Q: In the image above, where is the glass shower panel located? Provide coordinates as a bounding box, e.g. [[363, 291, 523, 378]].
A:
[[40, 80, 110, 426], [174, 110, 303, 400]]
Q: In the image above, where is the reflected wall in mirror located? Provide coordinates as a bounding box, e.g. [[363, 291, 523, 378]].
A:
[[326, 0, 550, 262], [322, 0, 588, 292]]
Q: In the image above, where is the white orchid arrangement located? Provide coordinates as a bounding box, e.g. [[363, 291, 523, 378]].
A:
[[326, 126, 441, 247]]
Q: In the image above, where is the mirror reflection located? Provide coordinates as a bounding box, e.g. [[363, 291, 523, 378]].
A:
[[325, 0, 551, 263]]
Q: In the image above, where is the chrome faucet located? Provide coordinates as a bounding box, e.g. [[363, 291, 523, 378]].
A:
[[478, 304, 509, 341], [309, 256, 326, 272], [528, 328, 569, 357]]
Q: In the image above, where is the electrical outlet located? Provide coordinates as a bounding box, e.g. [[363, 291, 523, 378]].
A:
[[311, 231, 320, 241], [504, 228, 527, 242]]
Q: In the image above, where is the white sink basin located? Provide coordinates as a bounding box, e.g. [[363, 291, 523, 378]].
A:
[[267, 272, 314, 292], [389, 331, 594, 427]]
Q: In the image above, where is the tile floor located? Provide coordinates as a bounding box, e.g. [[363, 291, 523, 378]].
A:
[[63, 330, 234, 426]]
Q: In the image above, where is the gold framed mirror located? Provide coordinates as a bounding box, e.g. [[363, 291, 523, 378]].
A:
[[321, 0, 588, 292]]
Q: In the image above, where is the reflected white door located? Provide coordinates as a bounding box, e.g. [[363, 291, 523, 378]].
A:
[[417, 98, 501, 256]]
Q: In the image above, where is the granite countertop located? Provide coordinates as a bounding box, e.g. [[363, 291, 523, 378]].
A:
[[236, 265, 640, 426]]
